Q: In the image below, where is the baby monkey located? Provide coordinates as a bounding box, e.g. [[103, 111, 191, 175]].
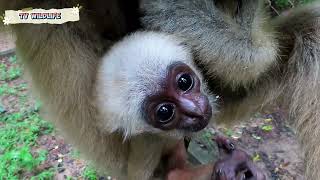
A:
[[96, 31, 265, 179]]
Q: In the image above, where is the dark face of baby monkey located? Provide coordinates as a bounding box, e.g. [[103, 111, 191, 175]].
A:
[[143, 62, 212, 132]]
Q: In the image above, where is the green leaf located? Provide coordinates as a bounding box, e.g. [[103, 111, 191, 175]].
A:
[[83, 166, 98, 180], [252, 153, 261, 162], [261, 125, 273, 132]]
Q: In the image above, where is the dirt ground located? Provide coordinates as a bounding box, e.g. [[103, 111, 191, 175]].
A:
[[212, 109, 304, 180]]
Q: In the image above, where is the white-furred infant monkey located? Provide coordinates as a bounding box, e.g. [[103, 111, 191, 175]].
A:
[[96, 31, 265, 180]]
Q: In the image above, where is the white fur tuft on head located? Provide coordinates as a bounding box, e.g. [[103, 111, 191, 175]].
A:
[[95, 31, 199, 138]]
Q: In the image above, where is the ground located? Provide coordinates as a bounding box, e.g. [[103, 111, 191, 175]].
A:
[[0, 54, 107, 179], [200, 109, 304, 180]]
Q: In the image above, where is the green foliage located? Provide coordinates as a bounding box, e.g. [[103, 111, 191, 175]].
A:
[[30, 170, 54, 180], [0, 147, 37, 178], [299, 0, 317, 4], [0, 112, 53, 150], [0, 56, 21, 81], [252, 153, 261, 162], [83, 166, 98, 180], [274, 0, 317, 9], [7, 66, 22, 80], [64, 176, 75, 180], [0, 55, 54, 179], [0, 110, 54, 178], [261, 125, 274, 132], [0, 84, 18, 96], [0, 146, 52, 179], [274, 0, 316, 11], [201, 130, 214, 142], [274, 0, 290, 8], [0, 63, 6, 80]]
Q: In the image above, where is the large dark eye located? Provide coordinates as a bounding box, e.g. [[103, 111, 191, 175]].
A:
[[178, 73, 193, 91], [156, 103, 175, 123]]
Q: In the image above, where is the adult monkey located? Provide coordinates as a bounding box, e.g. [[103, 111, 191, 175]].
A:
[[141, 0, 320, 179], [0, 0, 265, 180]]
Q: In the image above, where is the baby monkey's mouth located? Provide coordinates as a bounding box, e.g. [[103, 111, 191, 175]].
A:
[[180, 117, 210, 132], [179, 95, 212, 132]]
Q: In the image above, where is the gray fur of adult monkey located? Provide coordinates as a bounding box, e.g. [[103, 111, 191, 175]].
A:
[[141, 0, 320, 179], [141, 0, 278, 89]]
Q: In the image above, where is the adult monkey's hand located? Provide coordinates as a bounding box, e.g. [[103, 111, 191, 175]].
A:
[[212, 136, 266, 180]]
